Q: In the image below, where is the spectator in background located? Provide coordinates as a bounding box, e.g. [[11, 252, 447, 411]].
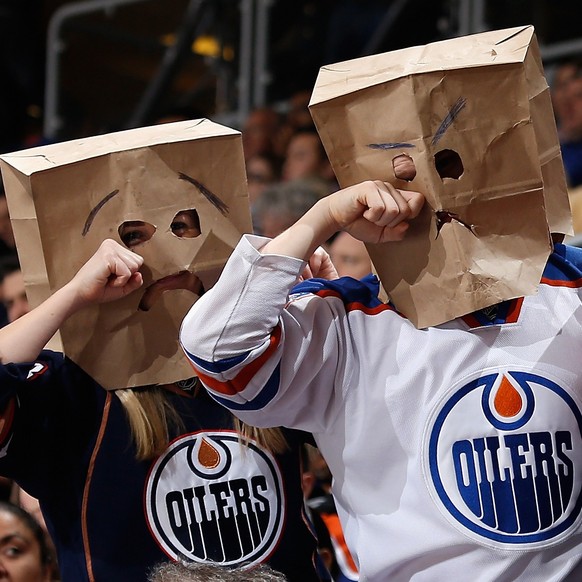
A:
[[241, 107, 283, 161], [252, 178, 329, 238], [10, 490, 60, 582], [0, 254, 21, 499], [275, 89, 316, 158], [282, 129, 336, 189], [328, 231, 373, 280], [551, 57, 582, 188], [246, 152, 283, 208], [0, 187, 17, 258], [303, 445, 357, 582], [1, 257, 28, 325], [301, 445, 347, 582], [551, 57, 582, 235], [285, 90, 315, 133], [0, 258, 59, 578], [0, 501, 55, 581], [0, 184, 19, 327], [0, 253, 26, 328]]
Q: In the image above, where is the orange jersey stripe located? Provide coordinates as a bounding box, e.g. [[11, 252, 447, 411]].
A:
[[196, 325, 282, 396]]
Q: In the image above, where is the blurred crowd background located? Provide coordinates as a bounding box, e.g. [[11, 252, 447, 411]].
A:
[[2, 0, 582, 148], [3, 1, 582, 228]]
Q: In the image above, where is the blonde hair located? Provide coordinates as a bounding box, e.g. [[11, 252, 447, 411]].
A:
[[116, 385, 289, 461], [233, 417, 289, 455], [115, 387, 181, 461]]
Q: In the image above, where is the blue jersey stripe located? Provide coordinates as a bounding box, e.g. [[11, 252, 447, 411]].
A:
[[209, 365, 281, 411], [291, 273, 383, 309], [183, 348, 250, 374], [542, 244, 582, 284]]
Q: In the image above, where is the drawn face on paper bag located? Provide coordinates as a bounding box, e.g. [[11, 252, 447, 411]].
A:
[[34, 140, 249, 388], [310, 52, 566, 327]]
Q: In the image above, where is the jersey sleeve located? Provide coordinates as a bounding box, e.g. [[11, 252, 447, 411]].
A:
[[0, 350, 101, 491], [180, 235, 354, 433]]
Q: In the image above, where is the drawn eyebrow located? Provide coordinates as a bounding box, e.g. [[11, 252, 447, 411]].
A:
[[432, 97, 467, 146], [178, 173, 229, 216], [367, 142, 415, 150], [82, 189, 120, 236]]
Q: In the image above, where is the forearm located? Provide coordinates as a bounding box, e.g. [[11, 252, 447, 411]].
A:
[[260, 180, 425, 259], [0, 283, 86, 363], [0, 239, 144, 364], [261, 197, 338, 259]]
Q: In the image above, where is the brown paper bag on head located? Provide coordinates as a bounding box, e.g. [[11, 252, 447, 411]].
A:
[[310, 25, 572, 328], [0, 119, 251, 389]]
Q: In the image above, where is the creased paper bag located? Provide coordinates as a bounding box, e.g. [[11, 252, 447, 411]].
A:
[[310, 25, 571, 328], [0, 119, 251, 389]]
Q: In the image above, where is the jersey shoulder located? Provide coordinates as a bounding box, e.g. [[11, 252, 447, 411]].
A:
[[543, 244, 582, 285]]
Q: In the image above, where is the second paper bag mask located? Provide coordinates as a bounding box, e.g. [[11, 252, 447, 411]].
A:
[[0, 119, 251, 389], [310, 25, 572, 328]]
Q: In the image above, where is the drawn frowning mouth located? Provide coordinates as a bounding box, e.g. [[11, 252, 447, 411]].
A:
[[138, 271, 204, 312]]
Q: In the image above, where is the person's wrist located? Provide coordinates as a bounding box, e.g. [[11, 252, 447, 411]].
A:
[[56, 281, 91, 316], [312, 198, 340, 241]]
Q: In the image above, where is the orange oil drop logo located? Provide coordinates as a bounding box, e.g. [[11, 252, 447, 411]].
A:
[[198, 438, 220, 469], [494, 376, 523, 418]]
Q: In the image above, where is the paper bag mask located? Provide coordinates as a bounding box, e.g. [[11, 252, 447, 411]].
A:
[[310, 25, 572, 328], [0, 119, 251, 389]]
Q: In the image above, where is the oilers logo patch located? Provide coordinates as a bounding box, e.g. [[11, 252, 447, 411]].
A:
[[145, 431, 285, 565], [424, 370, 582, 547]]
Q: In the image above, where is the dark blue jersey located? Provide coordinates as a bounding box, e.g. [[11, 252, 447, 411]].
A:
[[0, 351, 322, 581]]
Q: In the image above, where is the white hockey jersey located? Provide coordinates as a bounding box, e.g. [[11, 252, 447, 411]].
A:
[[180, 234, 582, 582]]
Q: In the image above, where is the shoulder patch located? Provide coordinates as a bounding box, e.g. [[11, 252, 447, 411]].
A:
[[26, 362, 48, 381]]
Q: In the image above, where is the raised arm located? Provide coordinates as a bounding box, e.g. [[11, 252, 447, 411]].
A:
[[262, 180, 425, 260], [0, 239, 143, 363]]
